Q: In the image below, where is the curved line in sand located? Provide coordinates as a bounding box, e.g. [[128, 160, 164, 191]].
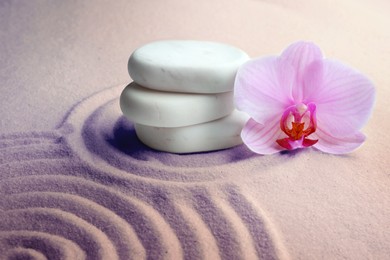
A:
[[189, 187, 261, 259], [0, 230, 86, 260], [61, 84, 258, 183], [3, 247, 48, 260], [0, 131, 61, 140], [0, 158, 85, 180], [0, 143, 69, 165], [0, 137, 60, 149], [213, 195, 260, 259], [224, 186, 292, 260], [173, 201, 221, 260], [185, 185, 291, 260]]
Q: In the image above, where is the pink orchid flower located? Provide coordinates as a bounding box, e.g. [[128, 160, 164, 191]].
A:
[[234, 41, 375, 154]]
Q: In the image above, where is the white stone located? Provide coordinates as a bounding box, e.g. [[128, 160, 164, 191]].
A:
[[120, 82, 234, 127], [128, 40, 249, 93], [134, 110, 250, 153]]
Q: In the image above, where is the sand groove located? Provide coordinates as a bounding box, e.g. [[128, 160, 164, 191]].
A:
[[63, 84, 257, 183], [0, 231, 86, 260], [174, 202, 221, 260], [0, 143, 69, 164], [3, 247, 48, 260], [0, 137, 59, 149], [224, 187, 290, 260], [0, 131, 62, 140], [192, 187, 279, 259]]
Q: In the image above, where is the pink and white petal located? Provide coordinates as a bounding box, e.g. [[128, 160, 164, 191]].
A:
[[234, 56, 295, 124], [311, 59, 375, 136], [280, 41, 324, 101], [301, 60, 324, 102], [241, 117, 284, 154], [312, 128, 366, 154]]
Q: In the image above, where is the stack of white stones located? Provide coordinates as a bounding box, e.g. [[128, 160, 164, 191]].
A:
[[120, 40, 250, 153]]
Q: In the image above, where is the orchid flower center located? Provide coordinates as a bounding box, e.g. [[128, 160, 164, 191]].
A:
[[276, 103, 318, 150]]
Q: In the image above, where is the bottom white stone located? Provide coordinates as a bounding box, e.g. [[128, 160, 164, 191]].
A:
[[134, 110, 250, 153]]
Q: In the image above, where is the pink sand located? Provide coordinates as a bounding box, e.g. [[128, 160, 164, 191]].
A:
[[1, 0, 390, 259]]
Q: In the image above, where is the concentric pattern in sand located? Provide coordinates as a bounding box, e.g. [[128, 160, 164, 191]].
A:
[[0, 85, 288, 259]]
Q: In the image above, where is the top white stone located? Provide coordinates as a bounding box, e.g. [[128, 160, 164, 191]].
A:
[[128, 40, 249, 93]]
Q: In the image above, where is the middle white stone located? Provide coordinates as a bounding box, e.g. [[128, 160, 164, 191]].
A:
[[120, 82, 234, 128]]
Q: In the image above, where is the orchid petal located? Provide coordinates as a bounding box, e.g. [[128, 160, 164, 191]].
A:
[[306, 59, 375, 136], [312, 128, 366, 154], [280, 41, 323, 101], [234, 56, 295, 124], [301, 59, 324, 102], [241, 117, 283, 154]]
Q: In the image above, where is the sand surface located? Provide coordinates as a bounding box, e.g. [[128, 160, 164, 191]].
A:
[[1, 0, 390, 259]]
